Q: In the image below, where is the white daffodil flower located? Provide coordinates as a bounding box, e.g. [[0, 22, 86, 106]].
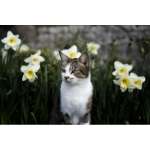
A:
[[53, 50, 60, 60], [19, 44, 30, 52], [113, 75, 134, 92], [112, 61, 133, 78], [21, 64, 40, 82], [24, 50, 45, 65], [1, 31, 21, 51], [87, 42, 100, 55], [62, 45, 81, 58], [130, 73, 146, 90]]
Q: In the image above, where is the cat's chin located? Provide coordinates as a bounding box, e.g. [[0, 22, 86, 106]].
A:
[[63, 80, 76, 85], [64, 80, 71, 83]]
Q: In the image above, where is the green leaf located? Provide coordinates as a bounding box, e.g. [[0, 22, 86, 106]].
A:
[[6, 90, 13, 96], [0, 78, 7, 81], [125, 121, 130, 125], [30, 112, 37, 124]]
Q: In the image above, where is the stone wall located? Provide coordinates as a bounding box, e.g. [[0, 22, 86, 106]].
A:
[[14, 25, 150, 67], [0, 25, 149, 71]]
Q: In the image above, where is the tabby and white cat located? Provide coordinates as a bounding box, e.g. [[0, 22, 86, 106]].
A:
[[50, 51, 93, 125]]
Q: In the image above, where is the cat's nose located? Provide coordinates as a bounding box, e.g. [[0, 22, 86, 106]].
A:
[[64, 76, 69, 80]]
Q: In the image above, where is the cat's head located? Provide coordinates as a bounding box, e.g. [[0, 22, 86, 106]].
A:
[[59, 51, 90, 84]]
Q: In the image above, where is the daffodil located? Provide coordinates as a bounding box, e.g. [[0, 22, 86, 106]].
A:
[[87, 42, 100, 55], [53, 50, 60, 60], [1, 31, 21, 51], [113, 75, 133, 92], [61, 45, 81, 58], [21, 64, 40, 82], [112, 61, 133, 78], [24, 50, 45, 65], [130, 73, 146, 90], [19, 44, 29, 52]]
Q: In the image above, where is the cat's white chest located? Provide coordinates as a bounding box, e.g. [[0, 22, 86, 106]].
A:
[[60, 81, 92, 117]]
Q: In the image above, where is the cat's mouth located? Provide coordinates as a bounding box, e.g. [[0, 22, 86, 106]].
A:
[[65, 80, 71, 83]]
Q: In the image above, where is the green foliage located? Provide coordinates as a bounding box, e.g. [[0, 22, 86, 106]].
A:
[[129, 36, 150, 74], [135, 37, 150, 60], [0, 47, 61, 124], [13, 47, 60, 88], [91, 58, 150, 124]]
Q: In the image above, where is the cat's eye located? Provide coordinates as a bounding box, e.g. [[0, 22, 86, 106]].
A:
[[71, 70, 77, 74], [61, 69, 66, 72]]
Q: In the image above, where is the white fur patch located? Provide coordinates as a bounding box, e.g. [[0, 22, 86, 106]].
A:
[[72, 115, 79, 125], [80, 121, 90, 125], [60, 64, 93, 125], [65, 64, 70, 77]]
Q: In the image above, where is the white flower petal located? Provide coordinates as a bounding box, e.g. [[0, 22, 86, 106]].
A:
[[114, 61, 123, 70], [24, 57, 31, 63], [76, 52, 81, 58], [53, 50, 58, 56], [39, 56, 45, 62], [27, 64, 33, 68], [138, 84, 142, 90], [21, 66, 28, 72], [130, 73, 138, 78], [95, 44, 100, 49], [139, 76, 145, 82], [120, 87, 127, 92], [17, 39, 21, 45], [29, 77, 35, 82], [130, 78, 135, 84], [31, 65, 40, 72], [87, 42, 100, 49], [69, 45, 77, 53], [12, 46, 17, 51], [61, 50, 69, 56], [87, 42, 100, 55], [1, 37, 8, 43], [4, 44, 10, 50], [35, 50, 41, 56], [7, 31, 13, 37], [124, 64, 133, 71], [113, 80, 120, 86], [20, 44, 29, 52], [22, 74, 27, 81], [112, 70, 117, 76], [53, 50, 60, 60], [92, 49, 98, 55]]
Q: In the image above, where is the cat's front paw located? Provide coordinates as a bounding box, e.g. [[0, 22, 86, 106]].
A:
[[64, 113, 71, 124]]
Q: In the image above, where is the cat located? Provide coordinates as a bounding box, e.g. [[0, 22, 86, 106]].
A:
[[50, 51, 93, 125]]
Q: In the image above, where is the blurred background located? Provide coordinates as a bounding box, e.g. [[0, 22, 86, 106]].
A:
[[0, 25, 150, 54], [1, 25, 150, 69], [0, 25, 150, 53]]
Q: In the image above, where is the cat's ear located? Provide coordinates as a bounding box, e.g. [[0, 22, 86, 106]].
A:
[[79, 52, 90, 66], [59, 51, 69, 62]]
